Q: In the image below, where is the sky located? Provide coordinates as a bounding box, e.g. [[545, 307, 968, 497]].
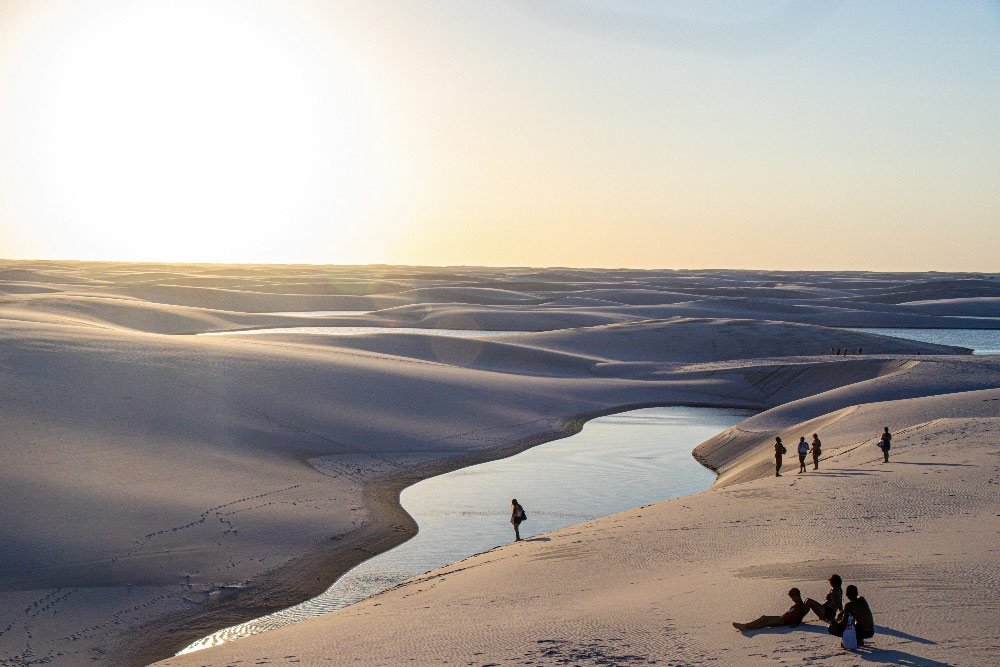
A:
[[0, 0, 997, 270]]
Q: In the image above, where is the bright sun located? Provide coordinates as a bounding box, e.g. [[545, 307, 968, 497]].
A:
[[3, 0, 377, 263]]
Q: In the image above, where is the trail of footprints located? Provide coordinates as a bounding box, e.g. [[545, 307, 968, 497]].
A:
[[1, 484, 315, 664]]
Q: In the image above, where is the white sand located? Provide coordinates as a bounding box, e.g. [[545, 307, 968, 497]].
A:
[[1, 261, 997, 666]]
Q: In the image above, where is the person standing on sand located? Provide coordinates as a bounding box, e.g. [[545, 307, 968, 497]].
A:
[[733, 588, 809, 631], [775, 437, 786, 477], [805, 574, 843, 622], [878, 427, 892, 462], [510, 499, 526, 541], [811, 433, 822, 470], [797, 437, 809, 473]]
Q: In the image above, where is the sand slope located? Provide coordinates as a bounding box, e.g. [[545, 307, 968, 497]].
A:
[[157, 388, 1000, 667], [0, 261, 997, 666]]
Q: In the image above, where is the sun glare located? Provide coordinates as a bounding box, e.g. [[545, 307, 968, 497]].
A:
[[2, 0, 378, 263]]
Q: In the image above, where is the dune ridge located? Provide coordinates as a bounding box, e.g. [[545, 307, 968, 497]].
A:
[[0, 261, 997, 666]]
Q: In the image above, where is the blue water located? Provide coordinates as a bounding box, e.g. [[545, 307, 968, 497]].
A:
[[179, 405, 751, 654], [845, 328, 1000, 355]]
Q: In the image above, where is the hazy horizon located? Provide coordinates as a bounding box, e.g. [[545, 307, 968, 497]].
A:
[[1, 1, 998, 271]]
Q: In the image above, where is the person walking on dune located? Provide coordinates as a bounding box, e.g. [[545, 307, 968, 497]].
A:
[[797, 437, 809, 473], [775, 437, 786, 477], [811, 433, 822, 470], [510, 498, 527, 541], [878, 427, 892, 463], [733, 588, 809, 632]]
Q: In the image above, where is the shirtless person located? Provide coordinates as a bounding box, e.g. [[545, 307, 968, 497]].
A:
[[733, 588, 809, 631], [811, 433, 822, 470], [805, 574, 843, 622], [878, 427, 892, 463]]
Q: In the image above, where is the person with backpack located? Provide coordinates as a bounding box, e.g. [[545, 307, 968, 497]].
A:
[[510, 498, 527, 541], [732, 588, 809, 631], [811, 433, 822, 470], [878, 427, 892, 462], [775, 437, 786, 477], [829, 585, 875, 646], [797, 437, 809, 473]]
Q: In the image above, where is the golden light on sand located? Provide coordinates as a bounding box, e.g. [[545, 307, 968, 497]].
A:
[[2, 0, 379, 263]]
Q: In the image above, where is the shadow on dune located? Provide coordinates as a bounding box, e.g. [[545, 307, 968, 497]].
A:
[[798, 470, 882, 477], [739, 624, 949, 666], [871, 626, 936, 645], [737, 622, 828, 636], [855, 646, 952, 667], [891, 461, 975, 467]]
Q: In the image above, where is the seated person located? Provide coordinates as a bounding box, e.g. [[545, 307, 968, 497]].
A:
[[829, 585, 875, 645], [805, 574, 843, 622], [733, 588, 808, 631]]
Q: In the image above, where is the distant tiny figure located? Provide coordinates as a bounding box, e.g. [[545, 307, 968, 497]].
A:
[[797, 437, 809, 473], [829, 585, 875, 646], [510, 498, 526, 541], [805, 574, 843, 622], [859, 348, 863, 355], [733, 588, 809, 632], [878, 427, 892, 462], [836, 348, 841, 355], [811, 433, 822, 470], [775, 437, 786, 477]]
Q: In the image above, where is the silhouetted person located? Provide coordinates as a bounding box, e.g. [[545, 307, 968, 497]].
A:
[[859, 347, 862, 355], [733, 588, 808, 631], [806, 574, 843, 622], [775, 437, 786, 477], [510, 498, 526, 541], [830, 585, 874, 645], [797, 437, 809, 473], [836, 348, 841, 355], [811, 433, 822, 470], [879, 427, 892, 462]]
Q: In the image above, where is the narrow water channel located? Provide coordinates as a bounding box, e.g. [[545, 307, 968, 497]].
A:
[[179, 405, 752, 654]]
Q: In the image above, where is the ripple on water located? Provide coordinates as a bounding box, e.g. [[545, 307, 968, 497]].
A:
[[178, 405, 752, 654]]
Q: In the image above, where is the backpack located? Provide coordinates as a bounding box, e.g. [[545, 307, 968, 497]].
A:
[[841, 615, 858, 650]]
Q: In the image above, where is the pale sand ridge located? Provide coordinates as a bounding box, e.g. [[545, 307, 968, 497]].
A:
[[0, 261, 996, 666]]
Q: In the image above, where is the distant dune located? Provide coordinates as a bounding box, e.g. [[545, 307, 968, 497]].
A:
[[0, 261, 996, 666]]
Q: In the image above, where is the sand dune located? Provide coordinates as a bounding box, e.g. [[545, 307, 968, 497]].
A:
[[0, 261, 997, 666], [156, 378, 1000, 667]]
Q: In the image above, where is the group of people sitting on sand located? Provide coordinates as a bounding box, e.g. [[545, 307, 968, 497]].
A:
[[774, 427, 893, 476], [734, 574, 875, 647]]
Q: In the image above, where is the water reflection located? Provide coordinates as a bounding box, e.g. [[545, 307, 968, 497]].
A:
[[179, 406, 751, 654], [845, 328, 1000, 355]]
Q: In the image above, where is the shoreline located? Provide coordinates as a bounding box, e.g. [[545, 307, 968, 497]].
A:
[[125, 399, 758, 665], [155, 384, 1000, 667]]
